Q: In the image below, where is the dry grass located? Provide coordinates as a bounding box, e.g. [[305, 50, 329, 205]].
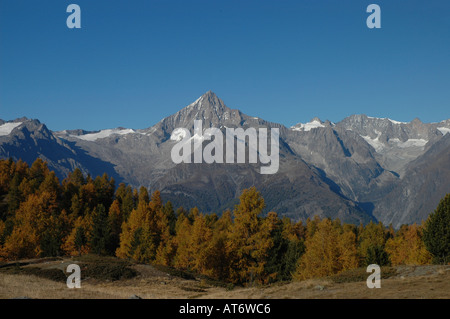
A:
[[1, 259, 449, 299]]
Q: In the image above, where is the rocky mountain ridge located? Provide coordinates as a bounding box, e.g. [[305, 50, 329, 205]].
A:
[[1, 91, 449, 227]]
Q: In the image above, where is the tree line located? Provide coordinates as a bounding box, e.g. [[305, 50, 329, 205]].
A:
[[0, 158, 448, 284]]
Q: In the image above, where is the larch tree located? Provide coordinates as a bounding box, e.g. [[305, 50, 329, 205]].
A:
[[228, 187, 273, 285], [293, 218, 358, 280], [2, 191, 58, 259], [174, 213, 193, 269], [293, 218, 341, 280], [63, 215, 91, 256], [189, 213, 213, 274], [205, 210, 232, 280], [116, 186, 151, 261], [385, 223, 432, 265], [154, 196, 175, 266]]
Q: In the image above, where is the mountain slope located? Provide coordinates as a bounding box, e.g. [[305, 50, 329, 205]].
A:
[[373, 133, 450, 227], [1, 92, 449, 226], [0, 118, 121, 182]]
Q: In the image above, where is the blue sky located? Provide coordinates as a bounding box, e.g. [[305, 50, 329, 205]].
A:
[[1, 0, 449, 131]]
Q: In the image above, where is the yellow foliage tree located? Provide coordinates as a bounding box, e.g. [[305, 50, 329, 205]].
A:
[[205, 210, 232, 280], [189, 214, 213, 274], [385, 223, 432, 265], [115, 187, 150, 260], [154, 203, 175, 266], [293, 218, 358, 280], [2, 191, 57, 259], [62, 215, 91, 256], [174, 214, 193, 269], [228, 187, 273, 285]]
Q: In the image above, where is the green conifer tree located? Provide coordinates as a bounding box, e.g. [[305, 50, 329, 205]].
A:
[[423, 194, 450, 264]]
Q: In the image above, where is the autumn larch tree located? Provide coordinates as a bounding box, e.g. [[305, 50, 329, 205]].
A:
[[228, 187, 273, 285], [293, 218, 358, 280]]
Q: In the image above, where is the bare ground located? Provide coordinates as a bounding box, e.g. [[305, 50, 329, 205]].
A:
[[0, 258, 449, 299]]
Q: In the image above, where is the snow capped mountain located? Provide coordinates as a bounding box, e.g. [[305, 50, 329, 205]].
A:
[[334, 114, 449, 175], [291, 117, 326, 132], [1, 92, 449, 227]]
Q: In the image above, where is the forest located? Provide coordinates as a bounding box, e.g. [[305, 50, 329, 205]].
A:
[[0, 158, 448, 285]]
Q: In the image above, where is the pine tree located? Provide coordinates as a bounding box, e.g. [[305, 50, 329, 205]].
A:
[[27, 158, 50, 192], [93, 173, 115, 211], [154, 199, 174, 266], [0, 159, 14, 195], [68, 168, 86, 186], [365, 245, 390, 266], [70, 194, 82, 217], [358, 221, 390, 266], [90, 204, 111, 255], [263, 212, 289, 282], [62, 215, 91, 256], [74, 226, 87, 256], [115, 183, 135, 220], [7, 173, 22, 217], [163, 201, 177, 236], [108, 199, 123, 254], [423, 194, 450, 264]]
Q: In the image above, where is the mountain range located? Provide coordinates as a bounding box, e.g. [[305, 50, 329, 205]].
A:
[[1, 91, 449, 227]]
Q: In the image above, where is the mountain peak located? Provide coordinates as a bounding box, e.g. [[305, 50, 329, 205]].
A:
[[186, 91, 227, 114], [157, 91, 244, 131], [203, 90, 216, 98], [198, 90, 222, 107]]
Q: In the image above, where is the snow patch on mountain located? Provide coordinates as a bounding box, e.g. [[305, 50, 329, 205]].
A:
[[361, 134, 384, 152], [390, 138, 428, 148], [170, 128, 188, 142], [0, 122, 22, 136], [362, 135, 428, 153], [437, 127, 450, 135], [388, 119, 407, 125], [73, 128, 135, 141], [187, 96, 202, 109], [366, 116, 407, 124], [291, 120, 325, 132]]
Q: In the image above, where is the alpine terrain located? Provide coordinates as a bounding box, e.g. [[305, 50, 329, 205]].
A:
[[1, 91, 449, 227]]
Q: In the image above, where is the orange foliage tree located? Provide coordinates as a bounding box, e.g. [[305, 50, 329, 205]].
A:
[[385, 223, 432, 265]]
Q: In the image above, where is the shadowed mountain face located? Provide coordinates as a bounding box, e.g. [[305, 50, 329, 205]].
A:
[[1, 91, 449, 226], [0, 118, 122, 183], [372, 134, 450, 226]]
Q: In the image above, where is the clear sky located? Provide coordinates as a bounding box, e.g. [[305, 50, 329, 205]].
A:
[[0, 0, 449, 131]]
